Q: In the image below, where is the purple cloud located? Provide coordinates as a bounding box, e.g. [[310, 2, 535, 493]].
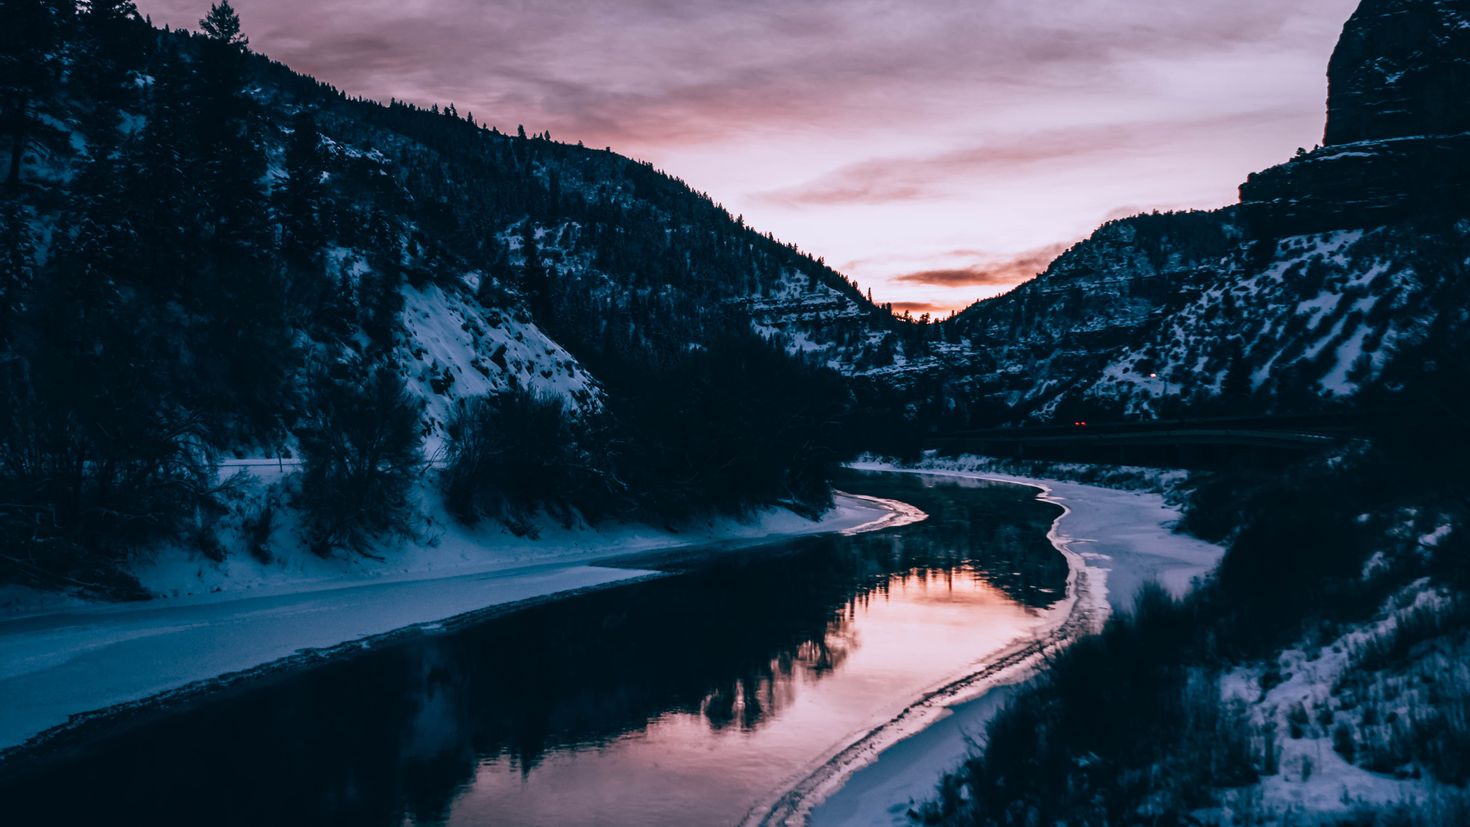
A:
[[892, 243, 1071, 289], [759, 110, 1304, 207], [135, 0, 1360, 309]]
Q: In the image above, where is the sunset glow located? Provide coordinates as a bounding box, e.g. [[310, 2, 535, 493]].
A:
[[139, 0, 1360, 313]]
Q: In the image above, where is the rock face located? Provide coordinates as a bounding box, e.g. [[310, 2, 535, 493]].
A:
[[920, 0, 1470, 424], [1240, 133, 1470, 236], [1239, 0, 1470, 237], [940, 211, 1241, 418], [1325, 0, 1470, 145]]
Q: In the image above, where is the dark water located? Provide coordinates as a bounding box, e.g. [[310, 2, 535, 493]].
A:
[[0, 471, 1065, 826]]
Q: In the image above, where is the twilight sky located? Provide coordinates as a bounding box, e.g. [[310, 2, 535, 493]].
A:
[[141, 0, 1360, 314]]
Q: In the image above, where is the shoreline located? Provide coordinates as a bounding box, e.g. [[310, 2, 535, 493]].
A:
[[748, 469, 1106, 827], [761, 463, 1224, 827], [0, 493, 920, 759]]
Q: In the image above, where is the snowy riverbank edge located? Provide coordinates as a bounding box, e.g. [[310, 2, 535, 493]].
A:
[[0, 493, 919, 758], [757, 462, 1225, 827]]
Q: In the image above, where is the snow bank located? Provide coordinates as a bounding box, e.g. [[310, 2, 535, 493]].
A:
[[0, 494, 906, 755], [1208, 580, 1458, 822], [128, 491, 899, 607], [802, 462, 1225, 827], [0, 564, 653, 754], [849, 461, 1222, 614]]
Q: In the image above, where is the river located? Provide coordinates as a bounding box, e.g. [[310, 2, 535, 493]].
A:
[[0, 470, 1071, 826]]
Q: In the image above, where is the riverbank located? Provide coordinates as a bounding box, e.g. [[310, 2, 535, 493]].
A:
[[0, 493, 911, 756], [795, 463, 1225, 827]]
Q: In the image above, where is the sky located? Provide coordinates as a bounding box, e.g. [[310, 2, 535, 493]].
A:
[[140, 0, 1361, 314]]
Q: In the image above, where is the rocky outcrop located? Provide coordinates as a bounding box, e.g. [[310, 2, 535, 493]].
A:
[[941, 211, 1239, 417], [1325, 0, 1470, 146], [1239, 0, 1470, 237], [1240, 133, 1470, 236]]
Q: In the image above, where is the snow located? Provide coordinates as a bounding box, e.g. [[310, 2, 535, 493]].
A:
[[397, 283, 600, 442], [809, 684, 1021, 827], [800, 460, 1225, 827], [0, 564, 652, 754], [1209, 580, 1456, 821], [0, 494, 908, 755], [1054, 225, 1422, 418], [1320, 323, 1372, 394]]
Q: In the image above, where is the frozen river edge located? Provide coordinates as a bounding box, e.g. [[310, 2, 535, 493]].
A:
[[0, 493, 916, 759], [764, 464, 1225, 827]]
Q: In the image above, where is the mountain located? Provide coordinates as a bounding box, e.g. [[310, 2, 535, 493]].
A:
[[5, 15, 902, 437], [919, 3, 1470, 822], [3, 0, 1466, 594], [1240, 0, 1470, 236], [1326, 0, 1470, 147], [926, 0, 1470, 427], [0, 1, 913, 591]]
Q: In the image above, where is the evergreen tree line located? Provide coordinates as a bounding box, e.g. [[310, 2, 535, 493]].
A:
[[0, 0, 320, 594], [440, 331, 848, 534], [0, 1, 881, 591]]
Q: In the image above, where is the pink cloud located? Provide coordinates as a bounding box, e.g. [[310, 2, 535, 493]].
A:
[[758, 111, 1301, 207], [892, 243, 1071, 289]]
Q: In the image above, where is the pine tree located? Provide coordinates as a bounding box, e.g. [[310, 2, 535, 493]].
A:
[[194, 0, 267, 251], [176, 0, 292, 441], [198, 0, 246, 47], [520, 221, 551, 322], [1, 0, 66, 189], [279, 111, 326, 266], [1222, 339, 1254, 413], [130, 48, 199, 294], [477, 241, 514, 307], [312, 270, 356, 339], [82, 0, 144, 104], [0, 202, 34, 341]]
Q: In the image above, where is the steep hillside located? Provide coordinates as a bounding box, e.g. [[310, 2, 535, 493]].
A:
[[917, 3, 1470, 819], [0, 2, 899, 592], [935, 0, 1470, 427], [944, 211, 1242, 421], [5, 11, 901, 438]]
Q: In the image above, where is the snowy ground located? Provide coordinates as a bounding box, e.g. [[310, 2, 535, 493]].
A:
[[0, 494, 906, 755], [1207, 580, 1461, 822], [800, 462, 1225, 827]]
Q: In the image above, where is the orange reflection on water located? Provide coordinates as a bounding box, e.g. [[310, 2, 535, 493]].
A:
[[446, 565, 1054, 827]]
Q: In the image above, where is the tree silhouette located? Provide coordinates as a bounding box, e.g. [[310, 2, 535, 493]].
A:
[[199, 0, 247, 47]]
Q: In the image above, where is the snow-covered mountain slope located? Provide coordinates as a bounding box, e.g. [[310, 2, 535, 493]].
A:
[[940, 211, 1241, 419], [0, 8, 908, 592], [5, 12, 916, 451], [933, 210, 1465, 426], [916, 0, 1470, 426], [396, 282, 598, 443], [1075, 223, 1457, 416]]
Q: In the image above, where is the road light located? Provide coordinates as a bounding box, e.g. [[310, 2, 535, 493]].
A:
[[1148, 372, 1171, 398]]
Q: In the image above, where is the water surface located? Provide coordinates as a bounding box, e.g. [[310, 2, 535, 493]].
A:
[[0, 471, 1065, 826]]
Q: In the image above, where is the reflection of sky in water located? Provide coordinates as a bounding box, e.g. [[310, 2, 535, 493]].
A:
[[447, 566, 1050, 826], [1, 473, 1066, 827]]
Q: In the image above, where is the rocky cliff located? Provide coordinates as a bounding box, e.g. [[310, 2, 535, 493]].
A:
[[920, 0, 1470, 427], [1325, 0, 1470, 146], [1240, 0, 1470, 237]]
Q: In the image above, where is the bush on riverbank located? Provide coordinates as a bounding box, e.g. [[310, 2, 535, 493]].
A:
[[440, 334, 849, 533], [927, 583, 1260, 823], [920, 328, 1470, 824], [441, 390, 625, 533], [296, 364, 423, 555]]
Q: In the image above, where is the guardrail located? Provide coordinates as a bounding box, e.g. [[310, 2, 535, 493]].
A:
[[925, 414, 1355, 468]]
